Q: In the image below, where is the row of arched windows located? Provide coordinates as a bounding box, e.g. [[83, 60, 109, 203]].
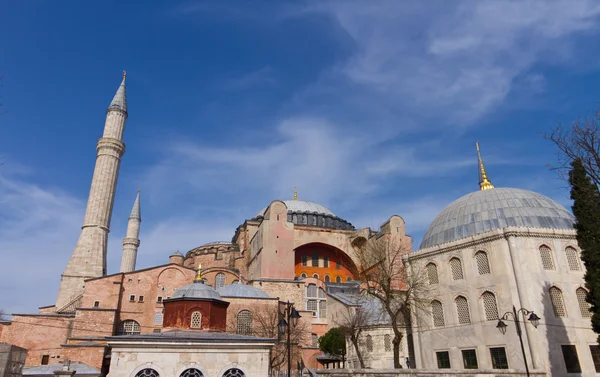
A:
[[430, 291, 498, 327], [426, 251, 491, 285], [549, 286, 591, 318], [361, 334, 394, 353], [539, 245, 581, 272], [299, 272, 352, 283], [135, 368, 245, 377]]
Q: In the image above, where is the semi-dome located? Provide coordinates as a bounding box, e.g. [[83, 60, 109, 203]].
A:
[[170, 281, 222, 301], [217, 284, 272, 299], [420, 187, 575, 249]]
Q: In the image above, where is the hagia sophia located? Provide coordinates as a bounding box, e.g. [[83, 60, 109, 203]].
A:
[[1, 75, 599, 377]]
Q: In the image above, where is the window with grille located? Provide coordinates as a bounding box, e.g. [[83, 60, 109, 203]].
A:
[[462, 349, 478, 369], [455, 296, 471, 324], [426, 263, 439, 285], [319, 300, 327, 318], [236, 310, 252, 335], [179, 368, 204, 377], [490, 347, 508, 369], [576, 288, 591, 318], [431, 300, 445, 327], [590, 345, 600, 372], [482, 291, 499, 321], [307, 284, 317, 297], [117, 320, 141, 335], [475, 251, 491, 275], [324, 256, 329, 268], [190, 311, 202, 328], [135, 369, 159, 377], [366, 335, 373, 352], [550, 287, 566, 317], [565, 247, 581, 271], [154, 312, 163, 325], [215, 273, 226, 289], [302, 255, 308, 266], [539, 245, 554, 270], [307, 300, 317, 311], [324, 275, 330, 283], [223, 368, 245, 377], [436, 351, 450, 369], [312, 252, 319, 267], [561, 345, 581, 373], [336, 276, 341, 283], [384, 334, 391, 352], [450, 258, 463, 280]]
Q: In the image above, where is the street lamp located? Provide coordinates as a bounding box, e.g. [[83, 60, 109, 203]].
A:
[[279, 301, 302, 377], [496, 305, 540, 377]]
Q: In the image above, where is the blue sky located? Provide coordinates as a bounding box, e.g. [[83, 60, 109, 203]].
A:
[[2, 1, 600, 313]]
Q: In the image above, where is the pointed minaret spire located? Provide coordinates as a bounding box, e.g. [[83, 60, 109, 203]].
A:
[[120, 191, 142, 273], [55, 74, 129, 310], [477, 142, 494, 191], [108, 71, 127, 115]]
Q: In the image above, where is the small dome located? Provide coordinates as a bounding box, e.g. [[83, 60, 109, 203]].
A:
[[217, 284, 271, 299], [420, 188, 575, 249], [170, 281, 222, 301], [257, 200, 335, 217], [170, 250, 183, 257]]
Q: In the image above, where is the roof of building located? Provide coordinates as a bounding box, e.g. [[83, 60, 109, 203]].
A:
[[108, 74, 127, 114], [217, 284, 272, 299], [23, 362, 100, 376], [107, 330, 275, 343], [199, 241, 232, 248], [257, 200, 335, 217], [420, 187, 575, 249], [169, 280, 222, 301], [327, 291, 392, 326], [129, 190, 141, 220]]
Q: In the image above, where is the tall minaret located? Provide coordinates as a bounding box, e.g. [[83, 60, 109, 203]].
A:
[[55, 73, 128, 310], [120, 191, 141, 273]]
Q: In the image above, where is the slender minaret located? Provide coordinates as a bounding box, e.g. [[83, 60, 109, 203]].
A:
[[55, 73, 128, 310], [120, 191, 141, 273], [476, 142, 495, 191]]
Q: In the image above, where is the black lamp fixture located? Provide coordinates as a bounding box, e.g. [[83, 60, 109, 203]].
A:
[[496, 319, 508, 335], [280, 302, 303, 377], [496, 305, 541, 377], [278, 318, 288, 335]]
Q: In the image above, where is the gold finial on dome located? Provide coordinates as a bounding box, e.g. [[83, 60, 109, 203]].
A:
[[476, 142, 494, 191], [194, 263, 202, 282], [293, 187, 298, 200]]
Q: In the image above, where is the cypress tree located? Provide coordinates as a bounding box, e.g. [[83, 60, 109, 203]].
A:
[[569, 158, 600, 341]]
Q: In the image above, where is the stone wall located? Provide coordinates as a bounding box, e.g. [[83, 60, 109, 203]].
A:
[[0, 344, 27, 377], [312, 370, 546, 377]]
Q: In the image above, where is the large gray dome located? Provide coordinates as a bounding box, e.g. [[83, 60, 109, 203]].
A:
[[420, 188, 575, 249], [257, 200, 335, 217], [170, 281, 222, 301]]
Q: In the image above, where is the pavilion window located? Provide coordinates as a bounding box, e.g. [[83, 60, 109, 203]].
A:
[[482, 291, 499, 321], [539, 245, 555, 270]]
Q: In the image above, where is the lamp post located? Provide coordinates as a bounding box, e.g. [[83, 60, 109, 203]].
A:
[[278, 301, 302, 377], [496, 305, 541, 377]]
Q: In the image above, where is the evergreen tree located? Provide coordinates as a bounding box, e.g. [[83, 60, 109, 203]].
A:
[[318, 327, 346, 356], [569, 158, 600, 342]]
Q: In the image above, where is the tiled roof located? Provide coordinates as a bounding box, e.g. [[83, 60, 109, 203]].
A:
[[108, 330, 275, 343], [23, 362, 100, 376]]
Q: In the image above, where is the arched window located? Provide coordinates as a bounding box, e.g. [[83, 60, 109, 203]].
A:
[[306, 284, 326, 318], [384, 334, 391, 352], [215, 273, 226, 289], [153, 312, 163, 325], [366, 335, 373, 352], [117, 319, 140, 335], [335, 276, 341, 283], [347, 276, 352, 281], [237, 310, 253, 335], [431, 300, 445, 327], [135, 369, 159, 377], [475, 251, 491, 275], [179, 368, 204, 377], [232, 280, 239, 284], [576, 288, 591, 318], [426, 263, 439, 285], [301, 273, 307, 278], [565, 247, 581, 271], [550, 287, 566, 317], [190, 311, 202, 328], [539, 245, 554, 270], [450, 258, 463, 280], [455, 296, 471, 324], [482, 291, 499, 320], [312, 273, 319, 279], [324, 275, 330, 283], [223, 368, 245, 377]]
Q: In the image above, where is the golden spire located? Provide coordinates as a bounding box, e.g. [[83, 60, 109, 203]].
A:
[[293, 187, 298, 200], [122, 70, 127, 79], [476, 142, 494, 191], [194, 263, 203, 282]]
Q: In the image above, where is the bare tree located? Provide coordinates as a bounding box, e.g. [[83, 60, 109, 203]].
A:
[[228, 305, 309, 373], [545, 109, 600, 187], [355, 236, 432, 369], [334, 305, 370, 368]]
